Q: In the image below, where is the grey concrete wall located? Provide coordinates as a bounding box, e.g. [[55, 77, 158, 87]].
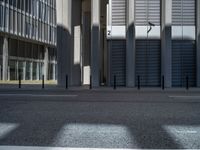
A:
[[2, 37, 8, 81], [161, 0, 172, 88], [197, 0, 200, 87], [126, 0, 135, 87], [91, 0, 100, 87], [57, 0, 81, 87], [71, 0, 82, 86], [57, 0, 72, 87]]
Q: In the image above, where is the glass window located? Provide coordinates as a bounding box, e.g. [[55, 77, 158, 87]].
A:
[[25, 61, 31, 80], [18, 61, 25, 80], [9, 60, 17, 80], [9, 39, 18, 57], [0, 57, 2, 80], [0, 4, 4, 29], [32, 62, 37, 80]]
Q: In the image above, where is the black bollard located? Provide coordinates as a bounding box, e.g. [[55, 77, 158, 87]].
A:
[[186, 76, 189, 90], [42, 75, 45, 89], [114, 75, 117, 90], [162, 76, 165, 90], [90, 75, 92, 89], [66, 75, 68, 89], [138, 76, 140, 90], [19, 75, 21, 89]]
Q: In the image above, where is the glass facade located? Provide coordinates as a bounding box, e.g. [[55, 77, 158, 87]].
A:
[[0, 36, 3, 80], [0, 0, 57, 45], [5, 38, 57, 81], [0, 0, 57, 81]]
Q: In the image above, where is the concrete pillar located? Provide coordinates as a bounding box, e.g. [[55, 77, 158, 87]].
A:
[[23, 62, 26, 80], [57, 0, 72, 87], [126, 0, 135, 87], [36, 62, 39, 80], [161, 0, 172, 88], [44, 46, 49, 80], [30, 63, 33, 81], [91, 0, 100, 87], [53, 63, 56, 80], [2, 37, 8, 81], [196, 0, 200, 87]]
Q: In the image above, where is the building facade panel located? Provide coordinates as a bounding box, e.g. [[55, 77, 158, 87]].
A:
[[172, 0, 196, 87], [109, 40, 126, 86]]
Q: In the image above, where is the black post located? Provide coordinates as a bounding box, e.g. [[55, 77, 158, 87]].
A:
[[138, 76, 140, 90], [90, 75, 92, 89], [162, 76, 165, 90], [186, 76, 189, 90], [114, 75, 117, 90], [42, 75, 44, 89], [66, 75, 68, 89], [19, 75, 21, 89]]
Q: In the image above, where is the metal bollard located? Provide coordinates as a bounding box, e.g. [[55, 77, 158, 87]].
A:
[[90, 75, 92, 89], [162, 76, 165, 90], [114, 75, 117, 90], [42, 75, 45, 89], [19, 75, 21, 89], [66, 75, 68, 89], [138, 76, 140, 90], [186, 76, 189, 90]]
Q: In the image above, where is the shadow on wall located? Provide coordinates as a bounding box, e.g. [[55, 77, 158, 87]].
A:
[[57, 25, 81, 87]]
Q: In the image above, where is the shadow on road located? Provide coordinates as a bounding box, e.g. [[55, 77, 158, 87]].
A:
[[0, 96, 200, 149]]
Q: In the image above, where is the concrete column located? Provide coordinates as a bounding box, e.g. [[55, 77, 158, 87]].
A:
[[53, 63, 56, 80], [161, 0, 172, 88], [57, 0, 72, 87], [30, 62, 33, 81], [36, 62, 39, 80], [91, 0, 100, 87], [2, 37, 8, 81], [44, 46, 49, 80], [196, 0, 200, 87], [126, 0, 135, 87]]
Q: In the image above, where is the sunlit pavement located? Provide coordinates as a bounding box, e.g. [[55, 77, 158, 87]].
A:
[[0, 90, 200, 149]]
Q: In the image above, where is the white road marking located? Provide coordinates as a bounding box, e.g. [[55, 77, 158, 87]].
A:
[[0, 146, 142, 150], [168, 96, 200, 99], [0, 94, 78, 97], [175, 130, 197, 134]]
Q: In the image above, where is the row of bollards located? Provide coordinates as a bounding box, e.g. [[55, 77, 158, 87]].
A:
[[112, 75, 190, 90], [17, 74, 190, 90], [18, 75, 45, 89]]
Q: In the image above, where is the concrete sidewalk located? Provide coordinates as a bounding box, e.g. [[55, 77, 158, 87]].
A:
[[0, 83, 200, 93]]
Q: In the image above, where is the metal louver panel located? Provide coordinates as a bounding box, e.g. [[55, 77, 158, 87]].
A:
[[110, 40, 126, 86], [135, 0, 160, 26], [172, 40, 196, 87], [112, 0, 126, 26], [136, 40, 161, 87], [172, 0, 196, 26]]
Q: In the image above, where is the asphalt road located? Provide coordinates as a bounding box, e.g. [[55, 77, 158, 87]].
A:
[[0, 90, 200, 149]]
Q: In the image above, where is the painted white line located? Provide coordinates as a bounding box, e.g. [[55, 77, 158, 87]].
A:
[[0, 94, 78, 97], [175, 130, 197, 134], [0, 146, 142, 150], [169, 96, 200, 99]]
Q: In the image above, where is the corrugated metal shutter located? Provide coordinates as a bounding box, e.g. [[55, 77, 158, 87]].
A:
[[172, 0, 196, 25], [136, 40, 161, 87], [172, 40, 196, 87], [112, 0, 126, 26], [135, 0, 160, 26], [110, 40, 126, 86]]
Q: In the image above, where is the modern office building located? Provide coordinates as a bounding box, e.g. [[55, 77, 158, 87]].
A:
[[57, 0, 200, 88], [0, 0, 57, 81]]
